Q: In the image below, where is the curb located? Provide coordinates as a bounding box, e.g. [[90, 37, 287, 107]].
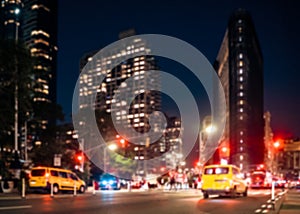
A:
[[269, 190, 287, 214]]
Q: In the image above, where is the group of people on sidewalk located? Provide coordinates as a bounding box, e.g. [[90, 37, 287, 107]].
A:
[[165, 170, 201, 191]]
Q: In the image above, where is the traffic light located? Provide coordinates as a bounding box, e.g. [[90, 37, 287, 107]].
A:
[[77, 155, 83, 161], [220, 146, 230, 157], [75, 151, 84, 172], [116, 135, 127, 148]]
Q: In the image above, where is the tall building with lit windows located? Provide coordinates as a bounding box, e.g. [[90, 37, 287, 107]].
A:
[[214, 9, 264, 171], [79, 29, 164, 174], [22, 0, 58, 127], [1, 1, 58, 121]]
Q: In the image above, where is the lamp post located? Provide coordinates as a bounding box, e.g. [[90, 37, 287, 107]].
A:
[[14, 7, 20, 153], [273, 141, 281, 175]]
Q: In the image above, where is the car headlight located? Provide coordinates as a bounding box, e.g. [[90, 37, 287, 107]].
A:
[[102, 180, 108, 185], [109, 180, 114, 185]]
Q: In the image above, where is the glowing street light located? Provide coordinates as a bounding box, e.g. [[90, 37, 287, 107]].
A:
[[205, 125, 216, 134], [199, 119, 216, 165], [274, 141, 280, 149], [108, 143, 117, 151], [15, 8, 20, 15]]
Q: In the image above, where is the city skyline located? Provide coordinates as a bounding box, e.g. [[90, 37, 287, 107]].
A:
[[57, 0, 300, 139]]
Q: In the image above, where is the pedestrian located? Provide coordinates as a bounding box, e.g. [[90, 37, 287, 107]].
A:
[[169, 173, 176, 191]]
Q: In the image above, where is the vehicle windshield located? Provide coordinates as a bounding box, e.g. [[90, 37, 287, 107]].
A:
[[101, 174, 117, 180], [31, 169, 45, 176], [204, 167, 229, 175]]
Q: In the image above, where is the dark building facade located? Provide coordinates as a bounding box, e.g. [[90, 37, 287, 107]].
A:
[[214, 9, 264, 171]]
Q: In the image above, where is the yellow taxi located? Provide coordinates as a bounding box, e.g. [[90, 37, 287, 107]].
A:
[[201, 164, 248, 199], [29, 166, 86, 194]]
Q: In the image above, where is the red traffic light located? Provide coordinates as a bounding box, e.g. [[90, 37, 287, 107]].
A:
[[76, 154, 83, 161], [221, 147, 228, 153]]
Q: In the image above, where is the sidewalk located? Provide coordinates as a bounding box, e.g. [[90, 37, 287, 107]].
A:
[[279, 188, 300, 214]]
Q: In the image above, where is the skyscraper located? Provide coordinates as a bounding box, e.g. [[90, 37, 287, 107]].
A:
[[22, 0, 58, 127], [79, 30, 164, 175], [1, 0, 58, 111], [214, 9, 264, 171]]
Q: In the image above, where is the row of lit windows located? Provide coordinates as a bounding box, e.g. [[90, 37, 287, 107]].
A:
[[31, 30, 50, 38], [34, 65, 48, 71], [33, 52, 51, 60], [134, 61, 145, 66], [34, 39, 49, 46], [4, 19, 19, 26], [5, 0, 21, 4], [34, 87, 49, 95], [237, 50, 245, 124], [31, 4, 50, 12], [33, 97, 49, 102], [110, 47, 146, 60]]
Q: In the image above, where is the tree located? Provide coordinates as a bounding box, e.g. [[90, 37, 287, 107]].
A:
[[0, 39, 34, 171], [0, 39, 34, 145]]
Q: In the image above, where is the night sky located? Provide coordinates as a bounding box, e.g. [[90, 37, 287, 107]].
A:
[[57, 0, 300, 138]]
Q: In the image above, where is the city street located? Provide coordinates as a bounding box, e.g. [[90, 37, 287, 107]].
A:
[[0, 189, 278, 214]]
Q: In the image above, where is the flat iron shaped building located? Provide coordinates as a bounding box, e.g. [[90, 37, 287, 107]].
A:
[[214, 9, 264, 171]]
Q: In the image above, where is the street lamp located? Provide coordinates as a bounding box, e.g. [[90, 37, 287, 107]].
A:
[[273, 140, 281, 175], [104, 143, 118, 172], [14, 6, 20, 153]]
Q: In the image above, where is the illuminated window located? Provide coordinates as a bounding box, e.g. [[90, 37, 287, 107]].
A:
[[239, 108, 243, 112], [239, 92, 243, 97], [239, 69, 243, 74], [239, 53, 243, 59], [239, 36, 242, 42], [239, 61, 243, 66], [240, 131, 243, 135], [239, 77, 243, 82], [240, 155, 243, 161]]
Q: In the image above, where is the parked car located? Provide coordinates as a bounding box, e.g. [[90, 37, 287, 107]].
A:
[[29, 166, 86, 194], [99, 173, 121, 190]]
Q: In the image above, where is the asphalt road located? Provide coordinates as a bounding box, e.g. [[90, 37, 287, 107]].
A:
[[0, 189, 277, 214]]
